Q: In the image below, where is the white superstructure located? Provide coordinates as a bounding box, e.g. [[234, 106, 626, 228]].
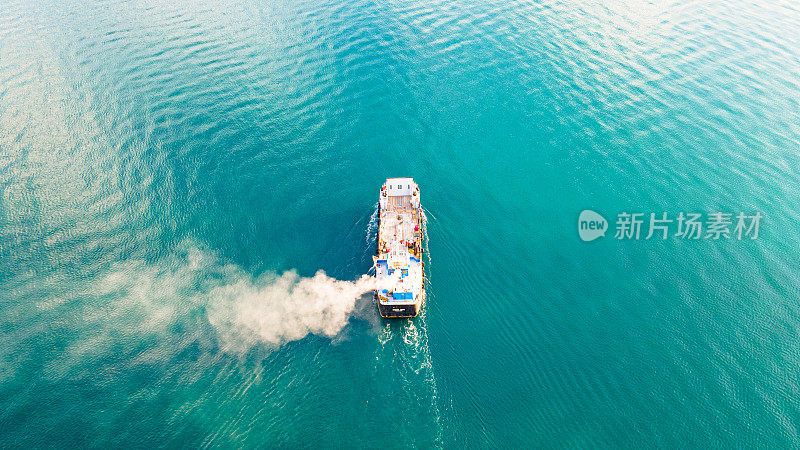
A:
[[374, 178, 425, 318]]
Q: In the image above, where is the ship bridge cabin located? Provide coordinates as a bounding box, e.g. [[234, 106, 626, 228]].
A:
[[381, 177, 420, 210]]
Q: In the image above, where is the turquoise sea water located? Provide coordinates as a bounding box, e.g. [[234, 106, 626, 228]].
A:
[[2, 0, 800, 447]]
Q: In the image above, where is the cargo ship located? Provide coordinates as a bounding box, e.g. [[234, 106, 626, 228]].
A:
[[373, 178, 425, 318]]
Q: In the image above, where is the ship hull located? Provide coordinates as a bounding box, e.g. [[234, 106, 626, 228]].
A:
[[378, 300, 419, 318], [374, 178, 425, 319], [378, 289, 424, 318]]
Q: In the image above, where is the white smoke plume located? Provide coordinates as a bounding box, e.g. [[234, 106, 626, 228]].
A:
[[81, 246, 393, 354], [207, 270, 390, 352]]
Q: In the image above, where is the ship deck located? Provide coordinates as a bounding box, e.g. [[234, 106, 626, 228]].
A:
[[378, 203, 422, 256], [386, 195, 412, 209]]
